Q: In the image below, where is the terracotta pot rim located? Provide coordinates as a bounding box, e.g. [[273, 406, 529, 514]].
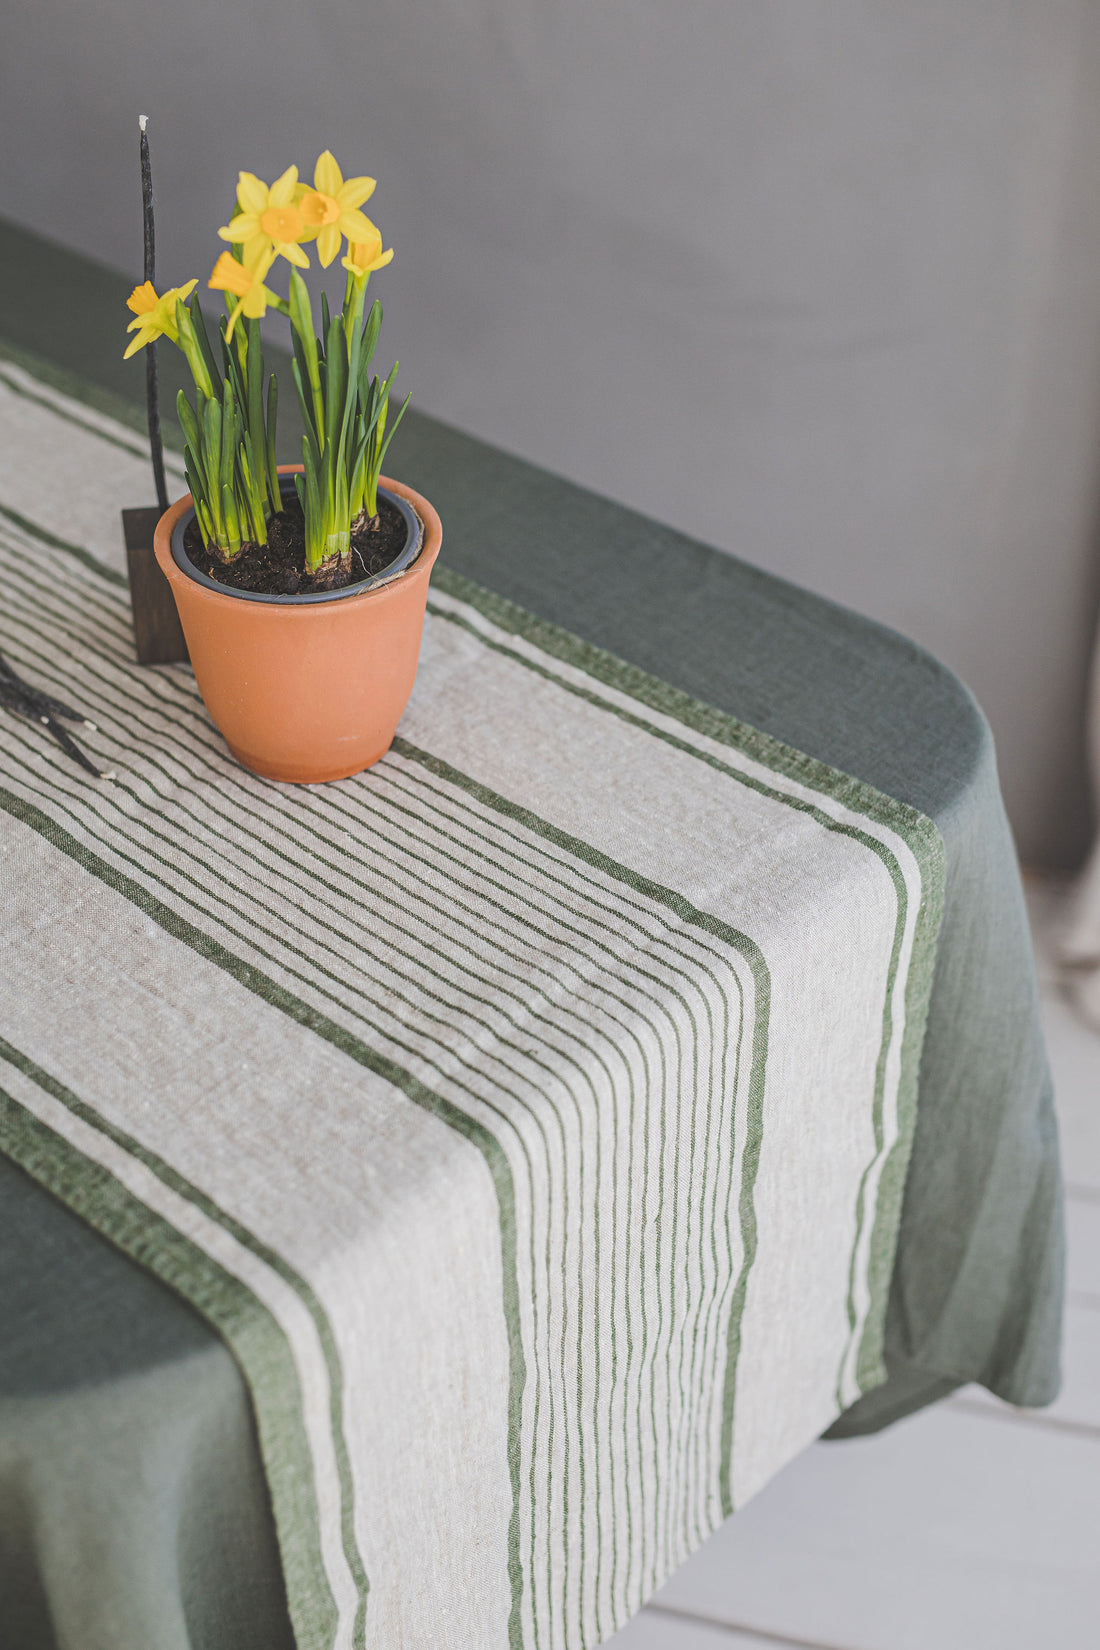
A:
[[156, 468, 438, 610]]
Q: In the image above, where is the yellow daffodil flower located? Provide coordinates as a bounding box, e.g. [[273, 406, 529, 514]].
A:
[[217, 166, 310, 269], [208, 249, 279, 341], [123, 278, 197, 358], [299, 151, 377, 268], [341, 225, 394, 280]]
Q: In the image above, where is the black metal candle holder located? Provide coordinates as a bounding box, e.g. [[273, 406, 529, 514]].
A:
[[124, 115, 189, 666]]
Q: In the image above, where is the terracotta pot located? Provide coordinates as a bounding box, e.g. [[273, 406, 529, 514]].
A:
[[153, 468, 442, 784]]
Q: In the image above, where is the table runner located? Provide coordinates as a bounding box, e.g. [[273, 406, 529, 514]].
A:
[[0, 361, 944, 1650]]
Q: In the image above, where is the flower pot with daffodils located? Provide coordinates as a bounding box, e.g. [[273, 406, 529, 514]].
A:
[[126, 151, 442, 784]]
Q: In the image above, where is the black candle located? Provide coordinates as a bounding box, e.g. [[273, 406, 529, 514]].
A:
[[140, 115, 169, 514]]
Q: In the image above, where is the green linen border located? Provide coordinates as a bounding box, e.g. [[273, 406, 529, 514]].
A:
[[0, 1044, 338, 1650]]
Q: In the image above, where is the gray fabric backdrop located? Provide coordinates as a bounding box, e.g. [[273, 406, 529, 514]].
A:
[[5, 3, 1100, 866]]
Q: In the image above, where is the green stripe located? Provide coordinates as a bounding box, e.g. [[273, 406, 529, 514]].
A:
[[367, 769, 734, 1608], [387, 760, 743, 1579], [387, 757, 739, 1583], [0, 361, 167, 463], [0, 336, 185, 448], [0, 1052, 338, 1650], [380, 761, 739, 1595], [0, 498, 128, 587], [431, 567, 941, 850], [854, 836, 944, 1387]]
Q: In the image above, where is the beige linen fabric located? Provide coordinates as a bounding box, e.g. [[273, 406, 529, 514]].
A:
[[0, 363, 943, 1650]]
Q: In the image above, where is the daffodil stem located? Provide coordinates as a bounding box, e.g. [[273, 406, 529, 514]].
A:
[[139, 116, 169, 515]]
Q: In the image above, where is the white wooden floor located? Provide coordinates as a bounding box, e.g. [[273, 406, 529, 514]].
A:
[[607, 876, 1100, 1650]]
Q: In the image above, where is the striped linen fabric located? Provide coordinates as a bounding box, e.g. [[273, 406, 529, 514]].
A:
[[0, 358, 944, 1650]]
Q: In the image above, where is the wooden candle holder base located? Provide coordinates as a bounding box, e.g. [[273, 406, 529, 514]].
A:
[[123, 506, 189, 666]]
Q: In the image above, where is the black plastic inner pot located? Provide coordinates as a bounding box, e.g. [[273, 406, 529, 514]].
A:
[[170, 479, 424, 605]]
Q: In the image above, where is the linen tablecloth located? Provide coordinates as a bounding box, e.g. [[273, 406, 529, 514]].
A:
[[0, 357, 948, 1648], [0, 225, 1064, 1650]]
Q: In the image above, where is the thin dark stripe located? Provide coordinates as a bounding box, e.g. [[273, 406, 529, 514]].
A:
[[0, 338, 187, 452], [393, 739, 772, 1528], [382, 762, 735, 1597], [0, 364, 172, 463], [0, 501, 128, 586], [387, 763, 743, 1594]]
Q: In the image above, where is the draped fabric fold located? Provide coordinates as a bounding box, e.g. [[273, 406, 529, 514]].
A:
[[1062, 638, 1100, 1027]]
